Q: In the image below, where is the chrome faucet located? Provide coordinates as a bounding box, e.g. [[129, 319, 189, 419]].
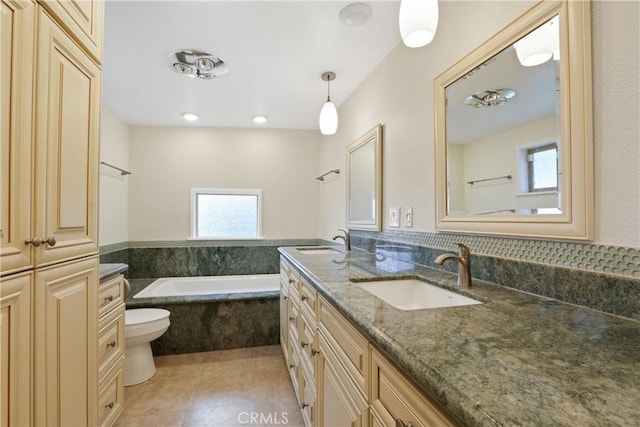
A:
[[434, 243, 472, 289], [332, 229, 351, 251]]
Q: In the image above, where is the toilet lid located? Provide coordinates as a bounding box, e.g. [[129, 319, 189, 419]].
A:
[[125, 308, 170, 326]]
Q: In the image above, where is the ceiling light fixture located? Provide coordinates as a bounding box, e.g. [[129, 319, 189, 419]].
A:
[[252, 115, 267, 124], [182, 112, 199, 121], [169, 50, 228, 80], [319, 71, 338, 135], [339, 3, 373, 27], [465, 89, 516, 108], [513, 16, 560, 67], [399, 0, 439, 48]]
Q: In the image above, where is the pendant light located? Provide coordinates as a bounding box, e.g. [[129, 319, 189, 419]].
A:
[[319, 71, 338, 135], [399, 0, 439, 48]]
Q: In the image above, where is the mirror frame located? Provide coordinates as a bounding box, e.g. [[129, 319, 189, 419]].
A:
[[347, 124, 383, 231], [434, 0, 593, 240]]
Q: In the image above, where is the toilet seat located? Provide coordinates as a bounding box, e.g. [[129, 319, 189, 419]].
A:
[[125, 308, 170, 326]]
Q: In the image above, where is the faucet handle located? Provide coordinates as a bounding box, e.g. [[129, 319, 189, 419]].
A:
[[455, 243, 470, 257]]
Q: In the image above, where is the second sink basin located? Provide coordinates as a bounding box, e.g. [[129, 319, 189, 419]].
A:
[[356, 279, 482, 310]]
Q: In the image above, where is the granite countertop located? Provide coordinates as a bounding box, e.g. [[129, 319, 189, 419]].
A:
[[99, 263, 129, 281], [278, 247, 640, 426]]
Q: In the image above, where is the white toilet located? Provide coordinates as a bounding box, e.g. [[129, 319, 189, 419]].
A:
[[124, 308, 171, 386]]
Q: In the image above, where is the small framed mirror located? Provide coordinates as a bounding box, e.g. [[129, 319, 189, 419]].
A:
[[434, 0, 593, 240], [347, 124, 383, 231]]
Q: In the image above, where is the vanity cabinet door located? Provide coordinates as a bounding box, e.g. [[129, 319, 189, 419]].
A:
[[0, 0, 35, 276], [33, 7, 100, 267], [317, 331, 369, 427]]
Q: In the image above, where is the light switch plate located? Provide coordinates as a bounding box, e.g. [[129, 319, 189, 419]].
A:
[[389, 207, 400, 227], [405, 207, 413, 227]]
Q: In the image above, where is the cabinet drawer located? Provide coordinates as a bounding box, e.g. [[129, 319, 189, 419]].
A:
[[98, 359, 125, 427], [318, 295, 368, 392], [370, 348, 459, 427], [98, 275, 124, 316], [98, 303, 125, 378], [299, 277, 317, 321]]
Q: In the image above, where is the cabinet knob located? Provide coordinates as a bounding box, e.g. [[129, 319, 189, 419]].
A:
[[300, 341, 308, 348], [105, 402, 114, 409], [289, 364, 296, 369], [311, 348, 320, 356], [104, 295, 114, 302], [289, 316, 296, 322], [106, 341, 116, 348], [301, 295, 308, 301], [25, 236, 57, 247], [283, 295, 289, 300], [301, 403, 309, 409], [288, 278, 295, 284]]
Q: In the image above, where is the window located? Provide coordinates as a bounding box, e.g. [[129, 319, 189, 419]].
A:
[[527, 143, 558, 192], [191, 189, 262, 239]]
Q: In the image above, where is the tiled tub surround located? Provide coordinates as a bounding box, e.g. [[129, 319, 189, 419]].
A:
[[99, 239, 326, 278], [126, 279, 280, 356], [351, 230, 640, 320], [101, 240, 329, 356], [278, 247, 640, 426]]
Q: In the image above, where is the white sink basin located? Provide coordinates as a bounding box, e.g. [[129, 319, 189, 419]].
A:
[[356, 279, 482, 310], [297, 247, 339, 255]]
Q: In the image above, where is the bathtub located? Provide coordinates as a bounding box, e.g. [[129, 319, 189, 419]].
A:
[[127, 273, 282, 355], [133, 274, 281, 298]]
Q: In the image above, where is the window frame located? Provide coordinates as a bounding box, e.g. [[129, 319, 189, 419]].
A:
[[526, 142, 558, 193], [190, 188, 263, 240]]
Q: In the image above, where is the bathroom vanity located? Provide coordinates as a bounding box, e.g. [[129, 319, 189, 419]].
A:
[[98, 264, 128, 426], [278, 246, 640, 426]]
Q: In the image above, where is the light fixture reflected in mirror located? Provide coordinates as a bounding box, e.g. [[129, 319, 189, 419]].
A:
[[182, 112, 199, 122], [465, 89, 516, 108], [513, 16, 560, 66], [319, 71, 338, 135], [399, 0, 439, 48]]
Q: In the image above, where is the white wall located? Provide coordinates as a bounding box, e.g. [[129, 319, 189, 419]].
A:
[[127, 126, 320, 240], [318, 0, 640, 248], [99, 107, 130, 245]]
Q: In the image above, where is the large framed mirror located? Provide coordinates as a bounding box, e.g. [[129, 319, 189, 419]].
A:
[[347, 124, 383, 231], [434, 0, 593, 240]]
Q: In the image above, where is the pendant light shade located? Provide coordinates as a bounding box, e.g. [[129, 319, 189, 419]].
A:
[[319, 72, 338, 135], [399, 0, 439, 48]]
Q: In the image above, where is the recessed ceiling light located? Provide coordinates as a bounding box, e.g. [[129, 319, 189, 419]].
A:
[[252, 115, 267, 124], [183, 112, 199, 122]]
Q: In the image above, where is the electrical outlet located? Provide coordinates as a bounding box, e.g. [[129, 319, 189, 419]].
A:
[[405, 207, 413, 227], [389, 207, 400, 227]]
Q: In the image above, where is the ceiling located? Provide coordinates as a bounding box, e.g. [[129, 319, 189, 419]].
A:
[[102, 1, 402, 130]]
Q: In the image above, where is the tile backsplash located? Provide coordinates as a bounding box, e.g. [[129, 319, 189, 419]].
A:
[[351, 230, 640, 321]]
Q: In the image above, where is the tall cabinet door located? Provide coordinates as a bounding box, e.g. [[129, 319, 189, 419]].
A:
[[33, 7, 100, 268], [34, 256, 98, 427], [0, 0, 35, 276], [0, 271, 33, 426]]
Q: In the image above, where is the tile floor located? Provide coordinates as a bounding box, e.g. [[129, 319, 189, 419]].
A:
[[114, 345, 304, 427]]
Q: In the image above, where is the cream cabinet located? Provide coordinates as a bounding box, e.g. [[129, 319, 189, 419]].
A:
[[279, 258, 460, 427], [370, 348, 459, 427], [33, 256, 99, 426], [1, 0, 36, 276], [97, 274, 126, 427], [0, 0, 103, 425], [0, 272, 33, 426], [38, 0, 104, 63], [33, 5, 100, 267]]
